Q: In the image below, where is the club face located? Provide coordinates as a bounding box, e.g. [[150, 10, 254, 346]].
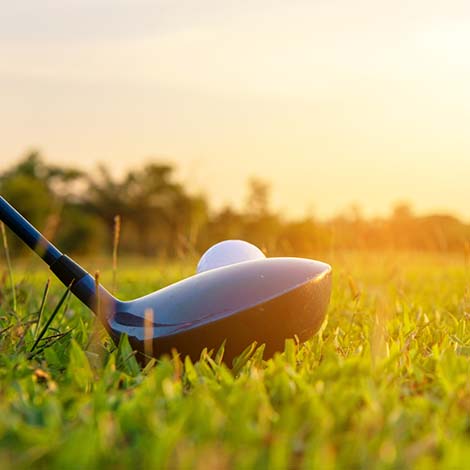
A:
[[107, 258, 332, 362]]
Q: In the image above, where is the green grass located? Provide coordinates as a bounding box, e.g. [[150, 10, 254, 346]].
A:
[[0, 252, 469, 469]]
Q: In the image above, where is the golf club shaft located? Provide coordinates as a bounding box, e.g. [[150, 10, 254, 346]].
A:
[[0, 196, 62, 265], [0, 195, 110, 311]]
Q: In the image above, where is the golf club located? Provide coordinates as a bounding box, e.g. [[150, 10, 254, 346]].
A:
[[0, 195, 332, 363]]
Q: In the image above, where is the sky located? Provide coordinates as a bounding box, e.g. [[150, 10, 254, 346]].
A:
[[1, 0, 470, 219]]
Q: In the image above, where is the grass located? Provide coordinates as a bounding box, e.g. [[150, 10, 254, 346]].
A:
[[0, 251, 469, 469]]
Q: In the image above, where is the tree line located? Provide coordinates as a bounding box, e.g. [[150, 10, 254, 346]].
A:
[[1, 152, 469, 258]]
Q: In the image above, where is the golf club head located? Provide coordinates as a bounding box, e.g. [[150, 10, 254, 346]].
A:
[[108, 257, 332, 363]]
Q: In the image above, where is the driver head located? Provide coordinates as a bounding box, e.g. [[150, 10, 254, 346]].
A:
[[108, 253, 332, 362]]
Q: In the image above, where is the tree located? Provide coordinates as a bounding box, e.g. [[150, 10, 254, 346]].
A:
[[0, 151, 56, 226], [86, 162, 209, 256], [245, 177, 271, 218], [242, 178, 280, 253], [0, 151, 102, 254]]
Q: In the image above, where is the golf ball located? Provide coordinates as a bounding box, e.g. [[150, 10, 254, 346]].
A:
[[197, 240, 266, 273]]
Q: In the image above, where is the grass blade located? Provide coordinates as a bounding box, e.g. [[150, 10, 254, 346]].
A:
[[30, 282, 73, 352], [112, 214, 121, 294], [35, 278, 51, 339], [28, 329, 73, 359], [0, 222, 17, 312]]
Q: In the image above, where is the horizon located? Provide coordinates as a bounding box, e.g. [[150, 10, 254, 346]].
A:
[[2, 150, 469, 225], [2, 1, 470, 220]]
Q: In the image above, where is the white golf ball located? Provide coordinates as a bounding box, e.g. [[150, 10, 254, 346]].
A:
[[197, 240, 266, 273]]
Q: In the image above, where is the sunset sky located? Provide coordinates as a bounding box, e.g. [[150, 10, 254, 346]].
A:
[[1, 0, 469, 219]]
